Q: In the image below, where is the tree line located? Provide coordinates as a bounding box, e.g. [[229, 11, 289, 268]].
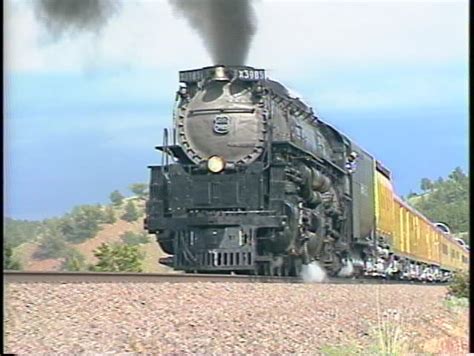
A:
[[407, 167, 469, 242]]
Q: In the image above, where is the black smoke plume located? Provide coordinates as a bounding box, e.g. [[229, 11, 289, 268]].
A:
[[169, 0, 257, 65], [34, 0, 121, 38]]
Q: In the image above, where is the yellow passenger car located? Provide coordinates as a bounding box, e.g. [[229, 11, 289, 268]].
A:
[[374, 163, 468, 274]]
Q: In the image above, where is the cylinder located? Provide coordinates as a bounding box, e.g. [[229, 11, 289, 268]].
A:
[[307, 191, 322, 208], [310, 168, 331, 193]]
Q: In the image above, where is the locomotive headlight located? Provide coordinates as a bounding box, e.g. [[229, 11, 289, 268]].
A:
[[207, 156, 226, 173]]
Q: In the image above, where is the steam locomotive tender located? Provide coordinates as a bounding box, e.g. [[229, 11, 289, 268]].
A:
[[144, 65, 468, 278]]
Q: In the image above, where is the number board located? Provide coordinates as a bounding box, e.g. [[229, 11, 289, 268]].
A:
[[180, 67, 266, 83], [234, 68, 265, 81]]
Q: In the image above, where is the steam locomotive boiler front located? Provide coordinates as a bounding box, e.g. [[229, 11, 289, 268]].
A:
[[145, 65, 288, 273], [176, 65, 268, 166]]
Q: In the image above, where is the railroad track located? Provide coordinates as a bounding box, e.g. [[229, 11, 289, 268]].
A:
[[4, 271, 297, 284], [3, 270, 442, 285]]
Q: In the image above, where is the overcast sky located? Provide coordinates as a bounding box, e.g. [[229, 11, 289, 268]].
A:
[[4, 0, 468, 220]]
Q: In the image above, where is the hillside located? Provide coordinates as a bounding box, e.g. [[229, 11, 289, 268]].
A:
[[5, 195, 174, 273], [406, 167, 469, 243]]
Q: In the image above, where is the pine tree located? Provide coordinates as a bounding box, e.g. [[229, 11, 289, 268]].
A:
[[411, 167, 469, 238], [449, 166, 467, 184], [121, 201, 140, 222], [35, 232, 68, 259], [110, 190, 124, 206], [420, 178, 433, 192], [129, 183, 148, 200], [59, 205, 102, 243], [104, 206, 116, 224]]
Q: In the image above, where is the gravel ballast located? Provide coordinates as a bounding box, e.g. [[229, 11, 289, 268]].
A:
[[4, 282, 468, 354]]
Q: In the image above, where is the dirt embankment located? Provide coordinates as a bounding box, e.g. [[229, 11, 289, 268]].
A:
[[13, 198, 171, 273], [4, 283, 468, 355]]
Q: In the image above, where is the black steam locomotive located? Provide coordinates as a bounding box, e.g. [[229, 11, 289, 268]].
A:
[[145, 65, 380, 277]]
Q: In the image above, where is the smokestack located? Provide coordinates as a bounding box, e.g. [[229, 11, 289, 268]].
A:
[[169, 0, 257, 66], [34, 0, 121, 38]]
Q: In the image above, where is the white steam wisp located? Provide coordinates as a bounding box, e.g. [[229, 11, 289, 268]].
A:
[[337, 259, 354, 277], [301, 261, 327, 283]]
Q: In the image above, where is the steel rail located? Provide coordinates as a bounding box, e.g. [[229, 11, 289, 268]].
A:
[[3, 270, 442, 285], [3, 271, 299, 284]]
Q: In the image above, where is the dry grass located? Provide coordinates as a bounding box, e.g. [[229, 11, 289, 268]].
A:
[[443, 296, 469, 312], [320, 343, 365, 355], [321, 287, 411, 356], [372, 287, 409, 355], [322, 286, 470, 355]]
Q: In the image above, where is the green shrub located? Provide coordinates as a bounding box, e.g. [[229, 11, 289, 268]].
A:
[[121, 201, 140, 222], [103, 205, 117, 224], [121, 231, 150, 246], [4, 243, 22, 270], [35, 232, 68, 259], [447, 270, 469, 298], [62, 249, 87, 271], [89, 243, 144, 272]]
